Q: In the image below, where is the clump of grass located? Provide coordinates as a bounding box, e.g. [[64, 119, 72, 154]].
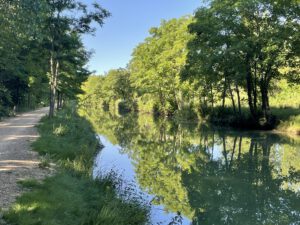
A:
[[271, 107, 300, 135], [17, 179, 41, 189], [277, 114, 300, 135], [4, 104, 149, 225], [53, 124, 69, 136], [38, 154, 52, 169]]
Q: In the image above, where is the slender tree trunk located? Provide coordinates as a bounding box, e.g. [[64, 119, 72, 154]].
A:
[[253, 61, 258, 112], [176, 90, 183, 111], [236, 84, 241, 115], [49, 55, 55, 117], [222, 79, 226, 109], [246, 67, 256, 119], [59, 93, 63, 108], [56, 90, 60, 110], [49, 54, 59, 118], [228, 81, 236, 113], [210, 84, 214, 109], [211, 132, 215, 160], [260, 80, 270, 119]]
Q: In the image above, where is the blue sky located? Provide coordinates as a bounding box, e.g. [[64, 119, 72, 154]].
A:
[[82, 0, 200, 75]]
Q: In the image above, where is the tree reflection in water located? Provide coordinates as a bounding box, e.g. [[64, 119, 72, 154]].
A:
[[80, 107, 300, 225]]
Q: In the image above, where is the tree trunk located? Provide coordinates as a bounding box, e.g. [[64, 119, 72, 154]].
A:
[[260, 80, 270, 119], [246, 68, 256, 119], [210, 84, 214, 109], [222, 79, 226, 109], [175, 90, 183, 111], [59, 93, 63, 108], [236, 84, 241, 115], [228, 80, 236, 114], [253, 61, 258, 112], [49, 55, 59, 118], [56, 90, 60, 110], [49, 85, 56, 117]]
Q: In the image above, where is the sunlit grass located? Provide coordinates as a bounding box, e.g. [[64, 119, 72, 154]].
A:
[[6, 173, 149, 225]]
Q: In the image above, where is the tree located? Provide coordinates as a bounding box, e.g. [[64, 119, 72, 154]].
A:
[[186, 0, 299, 124], [130, 17, 194, 116], [44, 0, 110, 117], [0, 0, 49, 111]]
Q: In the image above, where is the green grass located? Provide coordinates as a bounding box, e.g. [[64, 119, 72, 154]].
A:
[[275, 109, 300, 135], [188, 105, 300, 134], [5, 174, 148, 225], [4, 104, 149, 225], [32, 106, 99, 174]]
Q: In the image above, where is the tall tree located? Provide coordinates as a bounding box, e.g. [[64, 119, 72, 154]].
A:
[[130, 17, 194, 115], [186, 0, 299, 123], [45, 0, 110, 117]]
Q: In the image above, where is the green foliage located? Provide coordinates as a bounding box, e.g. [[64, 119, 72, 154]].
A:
[[130, 17, 194, 116], [80, 9, 299, 131], [0, 0, 110, 117], [0, 84, 12, 117], [185, 0, 299, 124], [44, 0, 110, 117], [0, 0, 49, 114], [80, 68, 135, 113]]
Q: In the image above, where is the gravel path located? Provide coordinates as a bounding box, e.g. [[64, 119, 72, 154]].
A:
[[0, 108, 50, 212]]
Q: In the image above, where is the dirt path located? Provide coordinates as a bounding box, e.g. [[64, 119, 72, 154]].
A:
[[0, 108, 50, 211]]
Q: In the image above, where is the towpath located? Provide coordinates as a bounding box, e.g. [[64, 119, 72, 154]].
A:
[[0, 108, 49, 210]]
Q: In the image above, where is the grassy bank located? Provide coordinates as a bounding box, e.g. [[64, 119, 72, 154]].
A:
[[276, 114, 300, 135], [194, 106, 300, 134], [4, 105, 149, 225]]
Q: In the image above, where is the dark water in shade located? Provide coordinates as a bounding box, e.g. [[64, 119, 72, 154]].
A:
[[89, 111, 300, 225]]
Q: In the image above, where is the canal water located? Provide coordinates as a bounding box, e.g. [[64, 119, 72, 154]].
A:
[[89, 110, 300, 225]]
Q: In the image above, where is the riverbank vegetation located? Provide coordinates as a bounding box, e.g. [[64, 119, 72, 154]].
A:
[[4, 105, 149, 225], [80, 0, 299, 133]]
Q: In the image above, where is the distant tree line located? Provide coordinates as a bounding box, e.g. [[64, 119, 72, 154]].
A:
[[0, 0, 109, 117], [82, 0, 299, 129]]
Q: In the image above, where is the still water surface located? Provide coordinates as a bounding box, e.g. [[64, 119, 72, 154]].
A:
[[89, 111, 300, 225]]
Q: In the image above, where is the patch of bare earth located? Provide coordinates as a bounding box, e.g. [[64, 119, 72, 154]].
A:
[[0, 108, 52, 224]]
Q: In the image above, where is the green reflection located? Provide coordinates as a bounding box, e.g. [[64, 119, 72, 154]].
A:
[[80, 107, 300, 224]]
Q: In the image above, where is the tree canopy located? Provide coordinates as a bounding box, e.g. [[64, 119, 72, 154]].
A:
[[80, 0, 299, 130], [0, 0, 110, 117]]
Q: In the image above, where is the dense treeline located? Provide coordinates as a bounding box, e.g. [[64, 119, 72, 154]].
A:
[[0, 0, 110, 117], [184, 0, 299, 127], [81, 0, 299, 130]]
